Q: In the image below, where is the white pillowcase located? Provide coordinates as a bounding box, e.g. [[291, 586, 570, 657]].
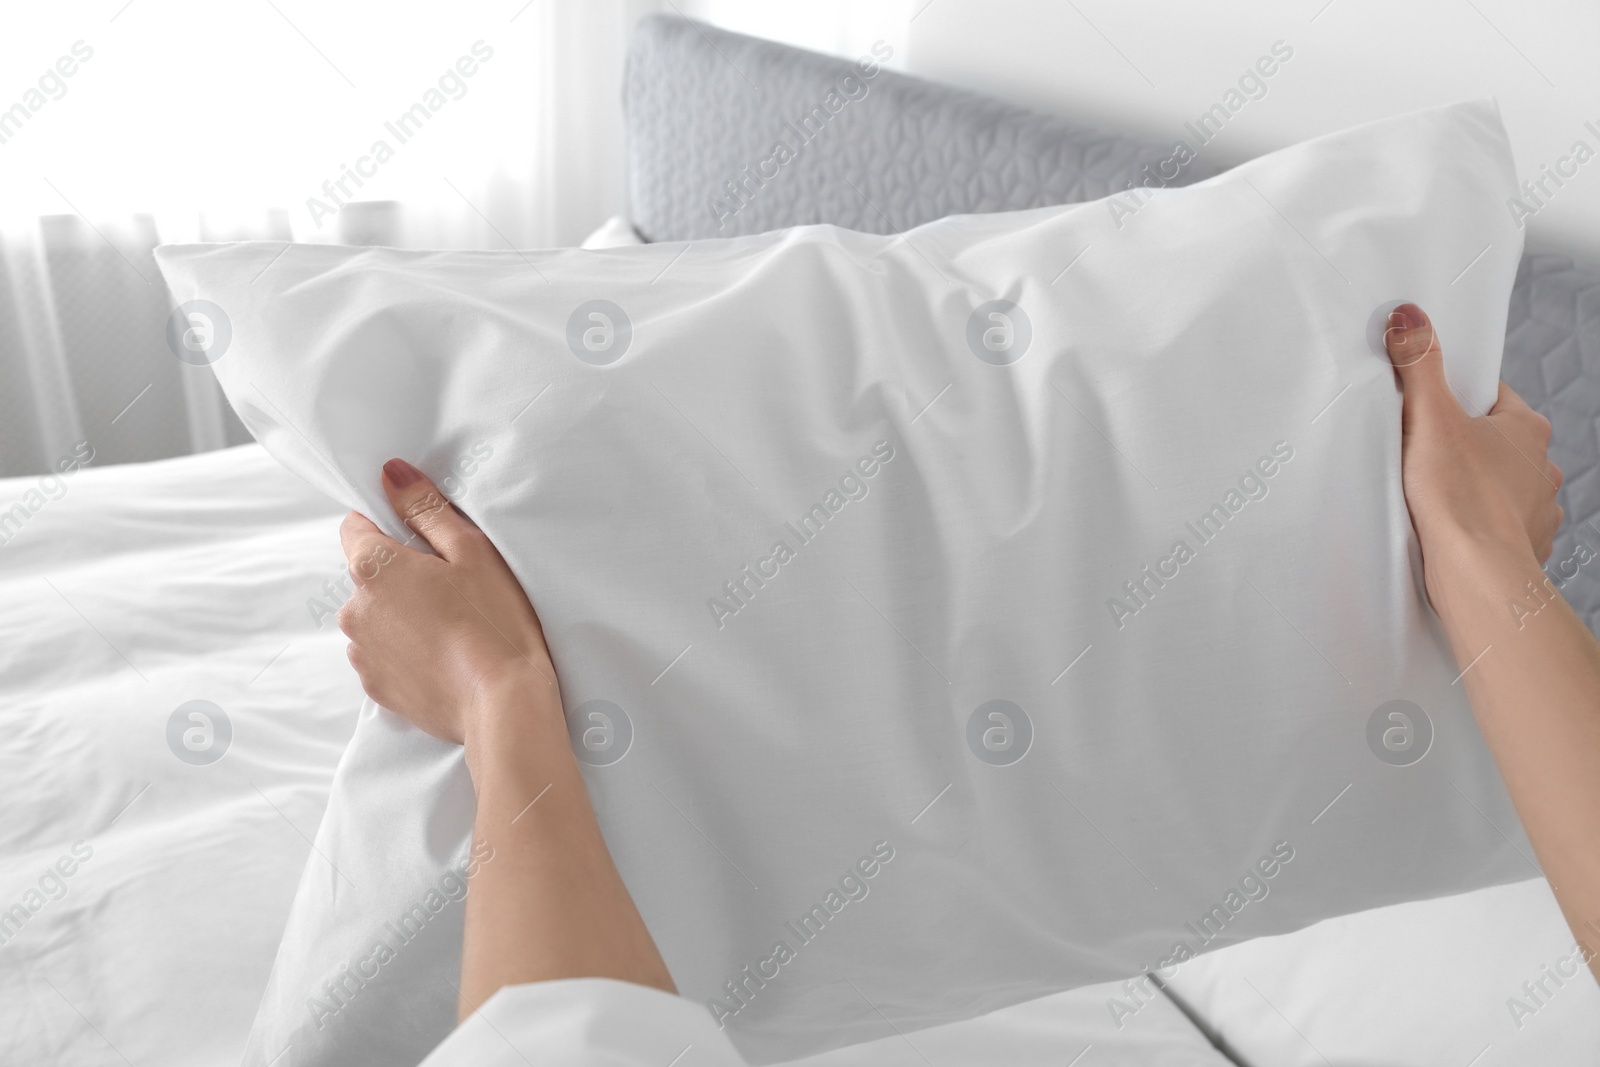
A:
[[578, 214, 645, 249], [155, 100, 1530, 1067], [1169, 878, 1600, 1065]]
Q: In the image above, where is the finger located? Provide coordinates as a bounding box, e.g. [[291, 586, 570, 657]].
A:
[[1486, 380, 1543, 427], [343, 641, 383, 705], [339, 511, 404, 586], [382, 458, 478, 561], [1383, 303, 1462, 424], [1524, 404, 1554, 447], [1537, 504, 1562, 564], [1487, 379, 1527, 416], [1487, 384, 1555, 457], [336, 590, 364, 638]]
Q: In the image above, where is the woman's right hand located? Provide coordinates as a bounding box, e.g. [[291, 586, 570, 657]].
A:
[[1383, 302, 1564, 606], [337, 458, 561, 753]]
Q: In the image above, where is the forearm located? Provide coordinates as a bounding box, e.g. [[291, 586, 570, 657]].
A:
[[1429, 537, 1600, 976], [456, 675, 676, 1020]]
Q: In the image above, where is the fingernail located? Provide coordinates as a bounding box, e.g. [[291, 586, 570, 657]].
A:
[[1389, 304, 1422, 335], [383, 458, 422, 487]]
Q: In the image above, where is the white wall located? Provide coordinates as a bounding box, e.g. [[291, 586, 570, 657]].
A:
[[676, 0, 912, 62], [681, 0, 1600, 261]]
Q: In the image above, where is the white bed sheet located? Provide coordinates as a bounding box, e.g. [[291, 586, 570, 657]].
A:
[[1, 443, 1593, 1065]]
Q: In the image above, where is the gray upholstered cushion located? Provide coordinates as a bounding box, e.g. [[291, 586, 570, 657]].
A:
[[622, 16, 1600, 632]]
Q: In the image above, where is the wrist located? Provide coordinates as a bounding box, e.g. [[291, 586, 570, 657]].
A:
[[1422, 531, 1546, 631], [461, 666, 570, 786]]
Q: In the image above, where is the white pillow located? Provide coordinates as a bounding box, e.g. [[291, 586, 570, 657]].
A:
[[1168, 878, 1600, 1064], [155, 100, 1530, 1067], [578, 214, 645, 249]]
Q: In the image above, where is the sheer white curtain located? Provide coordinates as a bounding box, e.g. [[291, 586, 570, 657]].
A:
[[0, 0, 656, 476]]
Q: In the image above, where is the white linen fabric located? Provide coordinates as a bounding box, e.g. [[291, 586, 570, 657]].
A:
[[156, 100, 1531, 1066], [419, 980, 748, 1067], [1169, 876, 1600, 1065], [579, 215, 646, 249], [0, 444, 361, 1067], [418, 977, 1237, 1067]]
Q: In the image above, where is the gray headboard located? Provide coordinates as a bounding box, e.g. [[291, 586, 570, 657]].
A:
[[622, 15, 1600, 633], [623, 14, 1217, 243]]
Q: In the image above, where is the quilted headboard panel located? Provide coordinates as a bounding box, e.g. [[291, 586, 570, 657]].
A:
[[1503, 254, 1600, 632], [623, 14, 1217, 243], [621, 16, 1600, 634]]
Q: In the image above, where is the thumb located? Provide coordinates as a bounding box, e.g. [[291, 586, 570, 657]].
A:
[[1383, 303, 1462, 425], [381, 458, 476, 560]]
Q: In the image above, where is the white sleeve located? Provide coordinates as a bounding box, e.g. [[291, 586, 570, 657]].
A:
[[418, 978, 748, 1067]]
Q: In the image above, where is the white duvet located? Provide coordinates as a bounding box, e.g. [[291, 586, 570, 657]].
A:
[[0, 444, 360, 1066]]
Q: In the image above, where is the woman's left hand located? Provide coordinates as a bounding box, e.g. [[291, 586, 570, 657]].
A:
[[336, 458, 559, 747]]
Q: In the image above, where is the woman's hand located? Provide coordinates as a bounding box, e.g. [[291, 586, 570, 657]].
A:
[[1384, 302, 1564, 602], [336, 458, 677, 1012], [1386, 303, 1600, 984], [337, 458, 560, 748]]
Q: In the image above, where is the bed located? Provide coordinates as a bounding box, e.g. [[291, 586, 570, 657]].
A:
[[4, 14, 1599, 1066]]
